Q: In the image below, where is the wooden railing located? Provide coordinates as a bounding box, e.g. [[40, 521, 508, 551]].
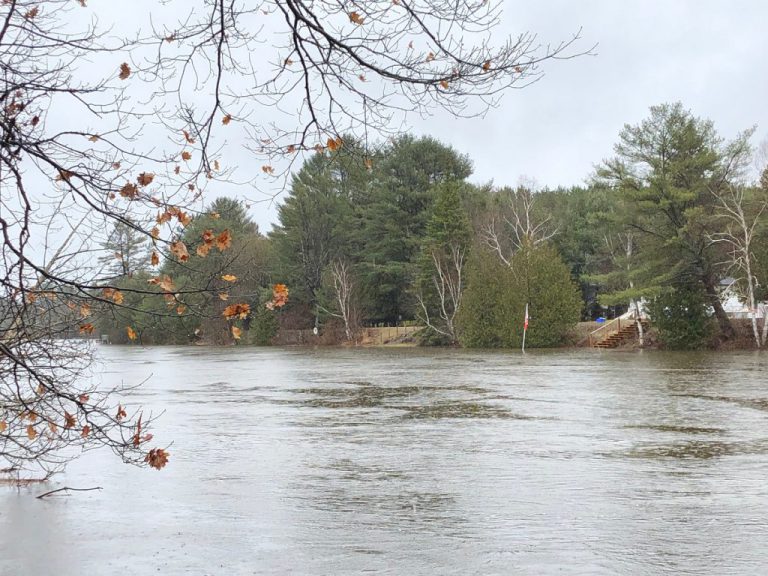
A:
[[588, 317, 622, 347]]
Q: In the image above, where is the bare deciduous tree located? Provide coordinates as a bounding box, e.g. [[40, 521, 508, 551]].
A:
[[328, 259, 358, 343], [710, 184, 768, 347], [416, 241, 466, 342], [1, 0, 586, 476], [482, 186, 557, 266]]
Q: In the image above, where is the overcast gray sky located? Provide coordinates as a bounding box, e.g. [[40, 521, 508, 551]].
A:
[[90, 1, 768, 233], [410, 0, 768, 194]]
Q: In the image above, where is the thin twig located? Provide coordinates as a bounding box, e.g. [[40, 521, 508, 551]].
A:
[[36, 486, 103, 499]]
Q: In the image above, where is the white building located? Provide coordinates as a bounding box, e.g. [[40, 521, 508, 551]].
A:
[[719, 277, 767, 319]]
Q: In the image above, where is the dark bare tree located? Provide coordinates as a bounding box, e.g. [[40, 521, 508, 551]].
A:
[[1, 0, 587, 477]]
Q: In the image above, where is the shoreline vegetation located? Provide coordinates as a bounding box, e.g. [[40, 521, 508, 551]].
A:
[[253, 319, 760, 350], [93, 104, 768, 353], [97, 318, 763, 351]]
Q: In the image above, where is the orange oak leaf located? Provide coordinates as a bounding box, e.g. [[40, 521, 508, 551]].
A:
[[116, 405, 127, 421], [132, 414, 143, 447], [170, 240, 189, 262], [127, 326, 137, 340], [232, 326, 242, 340], [156, 211, 172, 224], [271, 283, 289, 308], [79, 323, 95, 335], [137, 172, 154, 186], [221, 274, 237, 282], [145, 448, 170, 470], [215, 229, 232, 251], [103, 288, 124, 304], [0, 421, 7, 433], [81, 425, 90, 438], [148, 275, 176, 293], [222, 114, 232, 125], [26, 425, 37, 440], [178, 211, 192, 227], [181, 151, 192, 161], [222, 303, 251, 320], [196, 243, 211, 257], [151, 251, 160, 266], [118, 62, 131, 80], [349, 11, 364, 24]]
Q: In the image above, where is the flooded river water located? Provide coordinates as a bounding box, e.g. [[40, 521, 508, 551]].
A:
[[2, 346, 768, 575]]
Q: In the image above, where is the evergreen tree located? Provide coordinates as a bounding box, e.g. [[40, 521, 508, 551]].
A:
[[99, 222, 150, 280], [357, 135, 473, 323], [270, 143, 370, 328], [647, 284, 715, 350], [598, 102, 754, 341], [458, 244, 581, 348]]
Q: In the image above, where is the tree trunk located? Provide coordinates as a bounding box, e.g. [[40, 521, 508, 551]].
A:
[[744, 266, 761, 348], [632, 298, 645, 347], [761, 304, 768, 347], [704, 277, 734, 340]]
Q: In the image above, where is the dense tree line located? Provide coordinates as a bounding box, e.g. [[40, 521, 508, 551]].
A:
[[96, 104, 768, 350]]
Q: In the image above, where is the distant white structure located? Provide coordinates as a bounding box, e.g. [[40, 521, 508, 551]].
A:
[[719, 277, 766, 319]]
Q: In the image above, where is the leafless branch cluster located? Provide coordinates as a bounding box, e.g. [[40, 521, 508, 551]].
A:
[[482, 186, 557, 267], [709, 184, 768, 347], [417, 242, 465, 342], [329, 258, 358, 342], [1, 0, 585, 474], [141, 1, 587, 171]]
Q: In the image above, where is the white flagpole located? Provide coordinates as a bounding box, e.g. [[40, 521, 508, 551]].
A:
[[522, 303, 528, 353]]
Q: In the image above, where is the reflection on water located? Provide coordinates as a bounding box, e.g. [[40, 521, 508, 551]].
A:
[[623, 439, 768, 459], [2, 347, 768, 575], [400, 400, 527, 419]]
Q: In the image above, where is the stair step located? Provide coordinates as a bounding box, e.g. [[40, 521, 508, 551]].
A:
[[593, 319, 650, 348]]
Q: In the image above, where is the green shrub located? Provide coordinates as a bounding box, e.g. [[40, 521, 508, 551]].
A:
[[647, 285, 714, 349], [250, 306, 280, 345], [457, 245, 581, 348]]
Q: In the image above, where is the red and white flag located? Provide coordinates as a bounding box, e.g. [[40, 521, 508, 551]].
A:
[[523, 303, 529, 331]]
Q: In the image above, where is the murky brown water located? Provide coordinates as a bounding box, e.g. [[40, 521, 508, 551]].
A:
[[3, 347, 768, 575]]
